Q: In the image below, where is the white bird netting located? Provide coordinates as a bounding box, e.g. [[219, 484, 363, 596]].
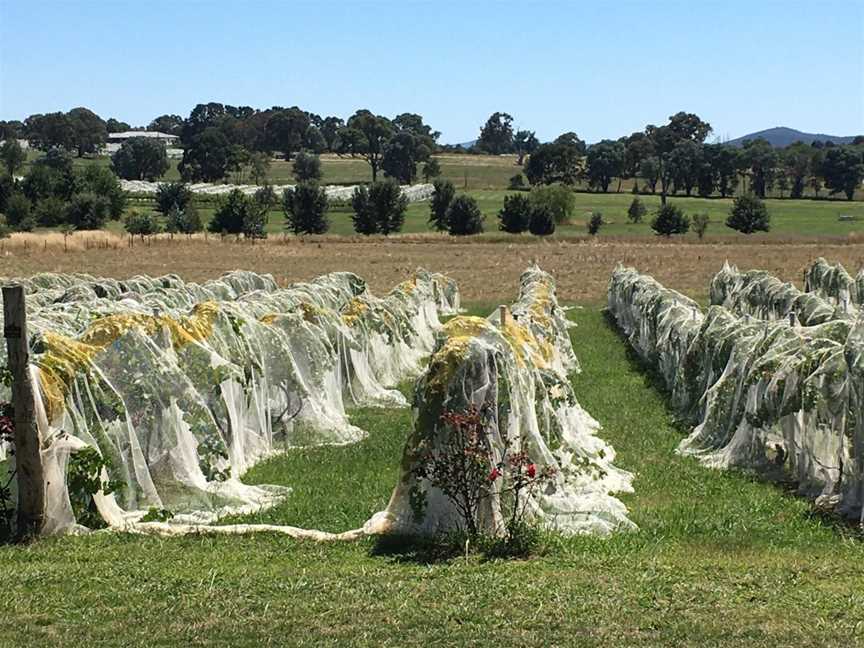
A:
[[710, 261, 848, 326], [608, 265, 864, 521], [1, 268, 460, 534], [366, 265, 635, 538], [804, 257, 863, 316], [119, 180, 435, 203]]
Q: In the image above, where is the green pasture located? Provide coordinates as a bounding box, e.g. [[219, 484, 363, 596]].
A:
[[1, 305, 861, 647]]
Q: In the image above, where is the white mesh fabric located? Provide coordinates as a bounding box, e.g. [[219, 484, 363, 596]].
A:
[[367, 265, 634, 538]]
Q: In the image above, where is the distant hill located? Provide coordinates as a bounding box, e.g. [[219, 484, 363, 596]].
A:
[[727, 127, 858, 148]]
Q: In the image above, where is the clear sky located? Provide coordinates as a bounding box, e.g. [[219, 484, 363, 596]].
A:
[[1, 0, 862, 143]]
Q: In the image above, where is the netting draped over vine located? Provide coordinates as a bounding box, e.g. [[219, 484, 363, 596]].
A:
[[804, 257, 863, 316], [608, 265, 864, 520], [366, 265, 635, 537], [710, 261, 847, 327], [1, 268, 460, 534]]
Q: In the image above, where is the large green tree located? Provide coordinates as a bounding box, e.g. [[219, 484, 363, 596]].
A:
[[586, 140, 625, 192], [265, 108, 310, 159], [0, 139, 26, 176], [645, 112, 712, 203], [148, 114, 184, 135], [342, 110, 393, 182], [524, 141, 581, 186], [476, 112, 514, 155], [67, 107, 108, 157], [382, 131, 429, 184], [821, 146, 864, 200], [178, 127, 231, 182], [112, 137, 169, 180], [704, 144, 738, 198], [514, 130, 539, 165], [106, 118, 131, 133], [741, 138, 777, 198], [667, 140, 703, 196]]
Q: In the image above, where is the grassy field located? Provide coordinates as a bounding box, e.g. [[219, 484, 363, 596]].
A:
[[114, 189, 864, 240], [1, 305, 862, 647], [1, 233, 862, 303], [23, 148, 864, 199]]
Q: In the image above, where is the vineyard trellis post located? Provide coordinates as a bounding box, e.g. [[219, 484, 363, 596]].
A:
[[3, 285, 45, 538]]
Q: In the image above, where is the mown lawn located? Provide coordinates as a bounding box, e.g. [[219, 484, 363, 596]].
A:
[[113, 188, 864, 241], [0, 305, 862, 647]]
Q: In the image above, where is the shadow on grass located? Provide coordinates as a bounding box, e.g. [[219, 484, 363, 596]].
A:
[[601, 309, 690, 432], [370, 533, 467, 565]]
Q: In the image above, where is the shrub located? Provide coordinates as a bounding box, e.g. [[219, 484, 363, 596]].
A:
[[530, 184, 575, 224], [34, 197, 66, 227], [446, 194, 484, 236], [498, 194, 532, 234], [253, 183, 277, 209], [155, 182, 193, 215], [79, 165, 127, 219], [208, 189, 265, 235], [351, 179, 407, 235], [587, 211, 603, 235], [65, 192, 110, 230], [21, 164, 66, 203], [508, 173, 526, 190], [242, 202, 268, 240], [0, 216, 11, 240], [651, 203, 690, 237], [124, 210, 162, 240], [627, 197, 647, 224], [429, 179, 455, 232], [410, 406, 555, 555], [283, 182, 329, 235], [165, 205, 203, 237], [692, 212, 710, 239], [292, 151, 322, 182], [5, 193, 35, 231], [528, 205, 556, 236], [422, 158, 441, 183], [726, 194, 770, 234], [0, 172, 13, 213]]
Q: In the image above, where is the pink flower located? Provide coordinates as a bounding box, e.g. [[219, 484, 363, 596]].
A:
[[488, 468, 500, 482], [526, 464, 537, 479]]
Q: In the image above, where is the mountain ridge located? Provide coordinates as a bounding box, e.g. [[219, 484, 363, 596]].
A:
[[725, 126, 858, 148]]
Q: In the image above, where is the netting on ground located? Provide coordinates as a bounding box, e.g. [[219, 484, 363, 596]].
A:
[[710, 261, 847, 326], [608, 265, 864, 521], [366, 265, 635, 537], [119, 180, 435, 203], [1, 268, 460, 534], [804, 257, 863, 315]]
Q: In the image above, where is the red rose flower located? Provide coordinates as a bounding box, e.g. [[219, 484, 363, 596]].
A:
[[526, 463, 536, 478], [488, 468, 500, 482]]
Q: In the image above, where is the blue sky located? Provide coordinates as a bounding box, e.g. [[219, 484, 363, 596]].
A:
[[1, 0, 862, 143]]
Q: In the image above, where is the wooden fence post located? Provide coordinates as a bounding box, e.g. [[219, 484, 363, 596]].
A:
[[3, 285, 44, 538]]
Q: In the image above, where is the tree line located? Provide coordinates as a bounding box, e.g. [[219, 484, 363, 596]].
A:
[[2, 105, 862, 207], [478, 112, 864, 202]]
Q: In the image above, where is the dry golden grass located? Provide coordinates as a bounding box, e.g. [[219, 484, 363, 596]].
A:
[[0, 232, 861, 303]]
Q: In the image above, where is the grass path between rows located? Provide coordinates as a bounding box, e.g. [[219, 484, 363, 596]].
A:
[[0, 306, 862, 646]]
